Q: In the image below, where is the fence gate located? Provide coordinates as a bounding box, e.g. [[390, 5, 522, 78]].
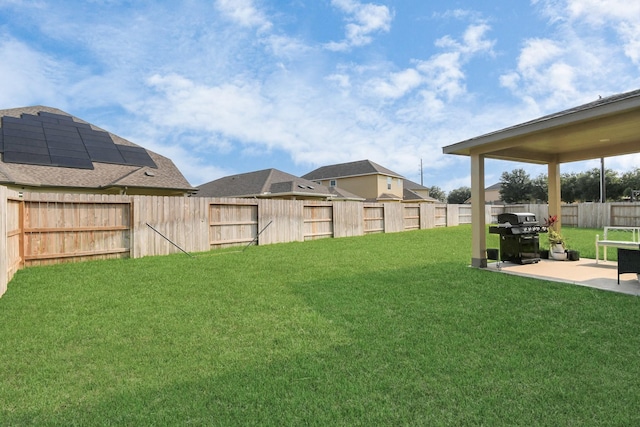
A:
[[611, 204, 640, 227], [209, 203, 259, 249], [364, 205, 384, 234], [22, 198, 131, 266], [303, 204, 333, 240], [404, 205, 420, 230]]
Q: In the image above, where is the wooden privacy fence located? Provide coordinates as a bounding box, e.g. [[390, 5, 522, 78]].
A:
[[3, 186, 640, 297], [1, 189, 474, 296]]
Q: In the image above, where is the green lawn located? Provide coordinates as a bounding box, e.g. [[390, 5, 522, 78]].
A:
[[2, 226, 640, 426]]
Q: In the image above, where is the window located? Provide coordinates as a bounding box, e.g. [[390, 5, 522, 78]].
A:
[[387, 177, 392, 190], [330, 179, 336, 187]]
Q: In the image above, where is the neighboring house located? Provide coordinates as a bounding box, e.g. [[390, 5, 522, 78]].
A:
[[464, 182, 503, 204], [303, 159, 433, 203], [484, 182, 503, 204], [196, 168, 363, 201], [0, 106, 194, 195], [403, 179, 439, 203]]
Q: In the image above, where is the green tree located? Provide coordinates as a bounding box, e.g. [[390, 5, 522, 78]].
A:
[[426, 185, 446, 202], [575, 168, 600, 201], [621, 168, 640, 200], [499, 168, 533, 203], [561, 173, 579, 203], [575, 168, 622, 201], [531, 173, 548, 202], [447, 186, 471, 204]]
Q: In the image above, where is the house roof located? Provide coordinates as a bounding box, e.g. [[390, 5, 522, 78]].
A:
[[0, 106, 194, 193], [196, 168, 334, 199], [403, 179, 428, 191], [442, 88, 640, 164], [327, 186, 366, 201], [402, 179, 439, 202], [376, 192, 403, 201], [302, 159, 404, 180], [485, 182, 502, 191]]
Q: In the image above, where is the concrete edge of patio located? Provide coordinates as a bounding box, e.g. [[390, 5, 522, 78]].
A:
[[485, 258, 640, 296]]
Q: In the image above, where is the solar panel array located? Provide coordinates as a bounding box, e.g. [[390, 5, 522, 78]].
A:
[[0, 111, 157, 169]]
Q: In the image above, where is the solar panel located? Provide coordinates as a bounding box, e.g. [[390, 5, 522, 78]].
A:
[[78, 128, 114, 146], [1, 111, 158, 170], [3, 150, 51, 166], [2, 120, 46, 140], [86, 145, 126, 163], [117, 144, 157, 168], [50, 155, 94, 169], [38, 111, 74, 122], [5, 136, 48, 153]]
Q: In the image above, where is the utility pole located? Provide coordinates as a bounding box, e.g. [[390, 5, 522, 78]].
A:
[[420, 158, 423, 186]]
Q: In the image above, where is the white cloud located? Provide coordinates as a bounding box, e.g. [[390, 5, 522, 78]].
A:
[[0, 37, 69, 107], [502, 0, 640, 111], [324, 0, 392, 51], [215, 0, 272, 32], [367, 68, 423, 99]]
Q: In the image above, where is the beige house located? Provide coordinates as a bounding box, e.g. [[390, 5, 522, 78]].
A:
[[303, 159, 432, 203], [484, 182, 503, 203], [0, 106, 194, 196], [465, 182, 502, 204]]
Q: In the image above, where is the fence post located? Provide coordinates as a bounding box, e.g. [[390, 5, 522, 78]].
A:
[[0, 186, 7, 297]]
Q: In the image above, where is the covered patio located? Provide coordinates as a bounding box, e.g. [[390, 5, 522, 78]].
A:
[[443, 88, 640, 268]]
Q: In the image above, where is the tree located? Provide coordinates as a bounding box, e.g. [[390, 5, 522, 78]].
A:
[[426, 185, 446, 202], [499, 168, 533, 203], [621, 168, 640, 200], [561, 173, 579, 203], [530, 173, 548, 202], [574, 168, 622, 202], [447, 186, 471, 204]]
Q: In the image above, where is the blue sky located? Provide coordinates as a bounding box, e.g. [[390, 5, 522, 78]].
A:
[[1, 0, 639, 191]]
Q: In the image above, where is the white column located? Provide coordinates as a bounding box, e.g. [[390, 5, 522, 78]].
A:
[[470, 153, 487, 267], [548, 161, 561, 233]]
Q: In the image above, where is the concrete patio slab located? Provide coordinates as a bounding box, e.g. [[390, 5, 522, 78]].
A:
[[486, 258, 640, 296]]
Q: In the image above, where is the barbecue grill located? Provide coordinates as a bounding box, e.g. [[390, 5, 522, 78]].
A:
[[489, 212, 548, 264]]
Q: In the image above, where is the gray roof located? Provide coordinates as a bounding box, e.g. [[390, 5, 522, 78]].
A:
[[403, 179, 429, 191], [196, 168, 334, 198], [327, 186, 365, 201], [401, 179, 439, 202], [0, 106, 194, 193], [302, 159, 404, 180]]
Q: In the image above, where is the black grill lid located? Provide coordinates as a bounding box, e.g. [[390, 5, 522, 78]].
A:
[[497, 212, 538, 226]]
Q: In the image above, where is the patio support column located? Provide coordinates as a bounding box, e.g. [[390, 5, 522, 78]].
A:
[[548, 160, 562, 233], [470, 152, 487, 267]]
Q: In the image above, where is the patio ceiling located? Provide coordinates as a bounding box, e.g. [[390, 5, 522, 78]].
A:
[[443, 89, 640, 165]]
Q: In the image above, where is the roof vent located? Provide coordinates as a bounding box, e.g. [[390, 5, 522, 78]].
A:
[[144, 170, 156, 177]]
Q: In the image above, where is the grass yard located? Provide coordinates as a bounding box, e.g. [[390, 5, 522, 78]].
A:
[[1, 225, 640, 426]]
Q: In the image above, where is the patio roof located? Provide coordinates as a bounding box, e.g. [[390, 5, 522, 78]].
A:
[[443, 89, 640, 164], [442, 88, 640, 268]]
